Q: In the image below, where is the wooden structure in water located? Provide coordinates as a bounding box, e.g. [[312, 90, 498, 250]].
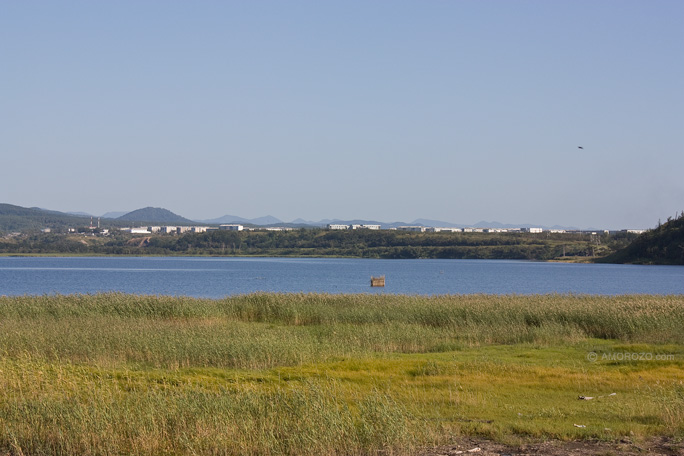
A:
[[370, 275, 385, 287]]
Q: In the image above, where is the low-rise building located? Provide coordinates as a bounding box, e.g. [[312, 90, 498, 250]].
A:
[[397, 226, 426, 232], [427, 227, 462, 233], [349, 224, 381, 230], [327, 224, 349, 230], [124, 227, 151, 234], [219, 224, 244, 231]]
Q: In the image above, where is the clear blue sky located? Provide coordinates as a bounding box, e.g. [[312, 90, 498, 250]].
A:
[[2, 1, 682, 229]]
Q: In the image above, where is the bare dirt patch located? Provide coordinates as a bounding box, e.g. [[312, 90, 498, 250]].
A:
[[418, 437, 683, 455], [126, 236, 151, 247]]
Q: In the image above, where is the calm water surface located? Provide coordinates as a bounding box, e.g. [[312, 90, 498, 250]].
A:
[[1, 256, 683, 297]]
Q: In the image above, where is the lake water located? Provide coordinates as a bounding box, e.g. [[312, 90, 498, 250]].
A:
[[1, 256, 683, 297]]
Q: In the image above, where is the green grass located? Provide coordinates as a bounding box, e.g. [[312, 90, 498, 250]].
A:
[[1, 293, 683, 454]]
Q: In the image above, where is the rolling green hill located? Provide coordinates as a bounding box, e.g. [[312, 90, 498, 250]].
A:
[[0, 203, 94, 232], [0, 203, 143, 233], [598, 213, 684, 264], [116, 207, 196, 224]]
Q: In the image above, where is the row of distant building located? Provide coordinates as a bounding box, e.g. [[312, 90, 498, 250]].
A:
[[119, 224, 294, 234], [69, 223, 645, 236], [328, 224, 547, 233], [121, 223, 550, 235], [326, 224, 647, 235], [328, 224, 544, 233]]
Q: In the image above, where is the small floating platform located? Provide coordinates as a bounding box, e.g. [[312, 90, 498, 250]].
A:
[[370, 275, 385, 287]]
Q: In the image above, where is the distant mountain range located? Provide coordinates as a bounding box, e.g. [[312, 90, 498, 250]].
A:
[[1, 202, 593, 232], [101, 211, 128, 219], [198, 214, 283, 225]]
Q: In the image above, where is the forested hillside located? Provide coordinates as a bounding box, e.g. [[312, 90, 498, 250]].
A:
[[598, 214, 684, 265], [0, 204, 93, 232]]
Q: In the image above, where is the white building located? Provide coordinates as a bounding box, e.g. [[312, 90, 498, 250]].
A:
[[125, 227, 151, 234], [191, 226, 208, 233], [429, 227, 462, 233], [220, 224, 244, 231], [327, 224, 349, 230], [349, 224, 380, 230], [160, 226, 177, 234], [397, 226, 426, 232], [522, 227, 543, 234]]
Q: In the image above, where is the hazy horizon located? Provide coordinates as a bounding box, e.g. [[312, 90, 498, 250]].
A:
[[38, 204, 655, 230], [2, 2, 682, 231]]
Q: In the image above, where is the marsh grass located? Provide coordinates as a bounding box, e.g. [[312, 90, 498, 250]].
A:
[[0, 293, 683, 454], [0, 359, 411, 455]]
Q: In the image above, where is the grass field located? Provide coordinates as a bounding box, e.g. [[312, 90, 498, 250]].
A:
[[1, 293, 682, 455]]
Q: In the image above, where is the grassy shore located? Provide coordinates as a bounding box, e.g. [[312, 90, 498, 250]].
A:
[[1, 293, 683, 455]]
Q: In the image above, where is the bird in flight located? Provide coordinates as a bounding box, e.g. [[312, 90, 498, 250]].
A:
[[578, 146, 584, 149]]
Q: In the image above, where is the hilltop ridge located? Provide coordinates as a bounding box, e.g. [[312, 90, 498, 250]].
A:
[[0, 203, 94, 232], [116, 207, 195, 225]]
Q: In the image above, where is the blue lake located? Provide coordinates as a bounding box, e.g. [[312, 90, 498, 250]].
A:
[[1, 256, 683, 297]]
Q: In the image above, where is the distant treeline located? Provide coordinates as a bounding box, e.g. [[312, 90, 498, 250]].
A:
[[0, 229, 638, 260]]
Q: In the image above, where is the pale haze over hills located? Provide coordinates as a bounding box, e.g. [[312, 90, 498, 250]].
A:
[[1, 2, 682, 231], [0, 202, 633, 231], [75, 205, 589, 230]]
